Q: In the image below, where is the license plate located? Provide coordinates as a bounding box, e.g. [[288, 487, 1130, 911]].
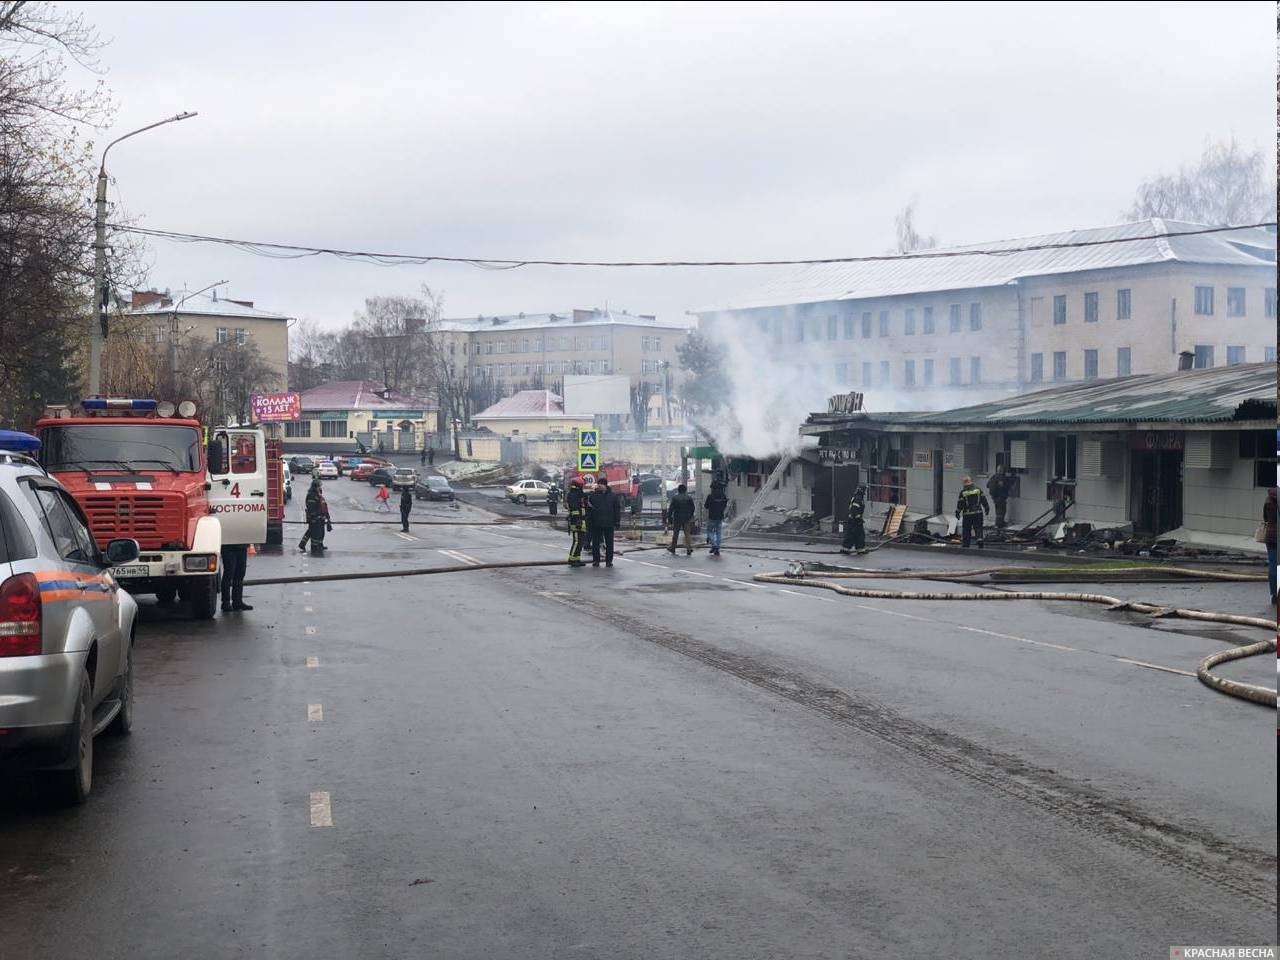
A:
[[112, 565, 151, 579]]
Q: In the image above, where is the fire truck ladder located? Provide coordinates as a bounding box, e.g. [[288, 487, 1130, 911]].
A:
[[728, 454, 794, 537]]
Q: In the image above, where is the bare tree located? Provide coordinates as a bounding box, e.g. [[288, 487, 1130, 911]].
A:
[[0, 2, 114, 425], [353, 294, 431, 393], [894, 199, 939, 254], [1125, 137, 1275, 225]]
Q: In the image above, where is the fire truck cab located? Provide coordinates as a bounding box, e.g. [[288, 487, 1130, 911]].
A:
[[33, 399, 267, 620]]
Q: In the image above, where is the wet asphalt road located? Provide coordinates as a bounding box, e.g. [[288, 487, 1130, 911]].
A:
[[1, 488, 1275, 959]]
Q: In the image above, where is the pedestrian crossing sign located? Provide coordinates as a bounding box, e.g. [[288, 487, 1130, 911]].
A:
[[578, 451, 598, 471], [577, 429, 599, 452]]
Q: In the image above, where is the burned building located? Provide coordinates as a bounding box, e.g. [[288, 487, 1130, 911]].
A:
[[801, 363, 1276, 550]]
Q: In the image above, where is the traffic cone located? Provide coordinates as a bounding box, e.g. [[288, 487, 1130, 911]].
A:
[[247, 544, 257, 556]]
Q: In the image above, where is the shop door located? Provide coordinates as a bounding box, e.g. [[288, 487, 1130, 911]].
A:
[[1131, 451, 1183, 534]]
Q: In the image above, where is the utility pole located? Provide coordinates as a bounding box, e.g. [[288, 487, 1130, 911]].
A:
[[88, 111, 197, 396]]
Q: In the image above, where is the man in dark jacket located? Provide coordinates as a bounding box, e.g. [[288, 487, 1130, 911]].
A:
[[986, 466, 1015, 529], [587, 478, 621, 567], [956, 475, 990, 548], [704, 486, 729, 556], [399, 485, 414, 533], [840, 485, 867, 555], [667, 484, 696, 556]]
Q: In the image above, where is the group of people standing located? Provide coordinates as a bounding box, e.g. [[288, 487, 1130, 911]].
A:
[[564, 476, 622, 567]]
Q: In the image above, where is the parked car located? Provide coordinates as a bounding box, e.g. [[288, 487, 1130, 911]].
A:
[[282, 463, 293, 502], [414, 475, 455, 501], [505, 479, 550, 504], [392, 468, 418, 490], [0, 431, 141, 804], [367, 467, 396, 487], [351, 463, 377, 481], [316, 460, 339, 479], [637, 473, 665, 496], [288, 455, 315, 475]]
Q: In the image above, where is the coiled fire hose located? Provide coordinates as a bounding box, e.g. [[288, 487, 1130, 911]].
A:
[[754, 567, 1277, 708]]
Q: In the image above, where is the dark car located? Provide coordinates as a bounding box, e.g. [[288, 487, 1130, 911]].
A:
[[288, 455, 315, 475], [637, 473, 665, 496], [367, 467, 396, 487], [414, 475, 455, 501]]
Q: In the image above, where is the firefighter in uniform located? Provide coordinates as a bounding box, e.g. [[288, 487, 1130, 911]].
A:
[[956, 475, 991, 548], [840, 485, 867, 555], [565, 477, 586, 567]]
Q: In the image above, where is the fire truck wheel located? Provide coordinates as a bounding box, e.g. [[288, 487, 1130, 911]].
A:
[[188, 574, 218, 620]]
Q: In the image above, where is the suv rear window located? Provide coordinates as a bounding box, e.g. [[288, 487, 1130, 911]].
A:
[[0, 487, 37, 563]]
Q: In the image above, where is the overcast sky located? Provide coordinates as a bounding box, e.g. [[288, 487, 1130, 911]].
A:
[[70, 1, 1275, 332]]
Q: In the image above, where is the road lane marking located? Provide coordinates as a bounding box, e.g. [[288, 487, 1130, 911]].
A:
[[306, 656, 319, 668], [395, 532, 417, 541], [637, 560, 666, 569], [1112, 657, 1197, 678], [303, 591, 312, 597], [308, 703, 323, 721], [439, 549, 483, 566], [304, 606, 314, 613], [305, 626, 317, 635], [310, 791, 333, 827], [673, 569, 714, 579], [723, 578, 769, 589], [780, 588, 837, 603]]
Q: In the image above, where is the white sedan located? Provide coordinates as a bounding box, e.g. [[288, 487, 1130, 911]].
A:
[[316, 460, 339, 479], [505, 479, 549, 504]]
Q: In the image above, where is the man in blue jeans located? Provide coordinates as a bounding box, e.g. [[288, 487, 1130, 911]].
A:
[[704, 485, 729, 556]]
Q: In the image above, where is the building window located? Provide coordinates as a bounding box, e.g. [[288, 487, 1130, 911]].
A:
[[1052, 351, 1067, 381], [904, 308, 916, 335], [1116, 288, 1131, 320], [948, 304, 961, 332], [1226, 345, 1246, 366], [320, 420, 347, 438], [827, 316, 838, 340], [1030, 353, 1043, 382], [1266, 346, 1277, 362], [923, 358, 934, 386], [1052, 435, 1077, 481], [485, 342, 494, 354], [922, 306, 935, 334], [878, 311, 890, 337], [835, 362, 849, 384], [215, 327, 229, 344], [969, 302, 982, 331], [235, 328, 247, 345], [841, 315, 853, 339], [1265, 288, 1276, 319], [1052, 295, 1066, 325], [1193, 344, 1214, 369], [1084, 292, 1098, 323], [1117, 347, 1131, 376], [1226, 288, 1246, 317], [969, 356, 981, 383], [949, 357, 961, 385], [212, 358, 227, 374], [1194, 286, 1214, 315], [904, 359, 916, 386], [533, 339, 542, 351], [285, 420, 311, 438], [796, 318, 806, 343], [879, 360, 890, 385], [861, 312, 872, 338], [861, 361, 872, 385], [1083, 349, 1098, 379]]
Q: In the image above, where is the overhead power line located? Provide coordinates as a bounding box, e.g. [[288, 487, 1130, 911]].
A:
[[105, 221, 1278, 271]]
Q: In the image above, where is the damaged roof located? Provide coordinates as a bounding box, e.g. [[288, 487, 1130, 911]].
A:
[[702, 220, 1277, 312], [805, 363, 1277, 431]]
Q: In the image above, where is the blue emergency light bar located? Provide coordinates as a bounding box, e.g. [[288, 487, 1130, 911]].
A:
[[82, 398, 158, 412], [0, 430, 41, 452]]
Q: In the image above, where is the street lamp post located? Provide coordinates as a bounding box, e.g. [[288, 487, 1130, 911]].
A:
[[88, 111, 198, 396]]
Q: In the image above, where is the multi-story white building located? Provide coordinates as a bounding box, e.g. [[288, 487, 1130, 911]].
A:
[[697, 220, 1276, 403]]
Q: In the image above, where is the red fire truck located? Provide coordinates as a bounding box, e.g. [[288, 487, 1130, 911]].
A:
[[34, 399, 271, 619], [562, 460, 640, 502]]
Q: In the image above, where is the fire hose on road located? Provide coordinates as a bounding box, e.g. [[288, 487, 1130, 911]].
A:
[[754, 567, 1278, 708]]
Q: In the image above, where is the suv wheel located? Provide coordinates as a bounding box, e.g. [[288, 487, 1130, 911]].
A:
[[48, 669, 93, 804], [106, 643, 134, 736]]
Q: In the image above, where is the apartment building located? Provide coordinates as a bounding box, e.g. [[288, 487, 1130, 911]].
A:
[[696, 220, 1276, 405], [126, 288, 292, 387], [432, 308, 692, 396]]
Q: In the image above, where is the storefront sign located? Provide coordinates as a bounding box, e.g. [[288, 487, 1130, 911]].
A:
[[912, 450, 933, 468], [827, 392, 865, 415], [817, 447, 858, 464], [1129, 431, 1184, 452], [249, 392, 301, 422]]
